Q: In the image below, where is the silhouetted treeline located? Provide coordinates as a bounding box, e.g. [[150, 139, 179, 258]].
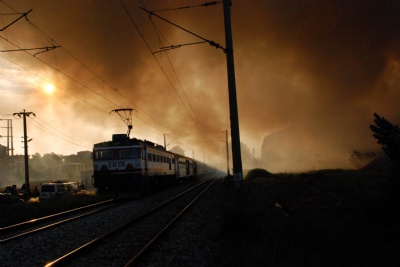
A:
[[370, 113, 400, 174]]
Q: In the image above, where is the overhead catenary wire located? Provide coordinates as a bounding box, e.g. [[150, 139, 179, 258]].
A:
[[28, 117, 92, 149], [154, 41, 208, 54], [140, 6, 225, 52], [124, 1, 223, 143], [24, 14, 176, 136], [0, 35, 126, 110], [1, 1, 222, 155], [3, 2, 175, 128], [120, 0, 206, 142], [0, 52, 115, 116], [140, 2, 231, 150], [147, 15, 206, 135], [149, 1, 221, 13], [0, 8, 31, 32], [0, 2, 178, 138]]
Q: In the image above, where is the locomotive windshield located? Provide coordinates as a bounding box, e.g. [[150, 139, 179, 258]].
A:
[[94, 150, 114, 160], [94, 148, 140, 160], [119, 148, 139, 159]]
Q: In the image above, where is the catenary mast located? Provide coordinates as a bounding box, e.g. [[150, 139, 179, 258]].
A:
[[223, 0, 243, 188]]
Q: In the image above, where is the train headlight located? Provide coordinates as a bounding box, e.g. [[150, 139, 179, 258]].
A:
[[126, 163, 134, 171], [101, 165, 108, 172]]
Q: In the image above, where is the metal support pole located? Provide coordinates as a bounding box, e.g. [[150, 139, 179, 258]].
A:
[[226, 130, 230, 176], [22, 112, 29, 195], [13, 110, 35, 198], [223, 0, 243, 188]]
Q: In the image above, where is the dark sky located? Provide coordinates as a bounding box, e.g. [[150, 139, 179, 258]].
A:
[[0, 0, 399, 172]]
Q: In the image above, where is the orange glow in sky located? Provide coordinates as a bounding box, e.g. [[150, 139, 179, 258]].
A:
[[0, 1, 399, 173]]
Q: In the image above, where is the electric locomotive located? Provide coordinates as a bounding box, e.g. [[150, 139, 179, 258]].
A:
[[92, 109, 203, 196]]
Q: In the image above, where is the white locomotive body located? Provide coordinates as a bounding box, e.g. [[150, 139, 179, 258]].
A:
[[93, 134, 201, 195]]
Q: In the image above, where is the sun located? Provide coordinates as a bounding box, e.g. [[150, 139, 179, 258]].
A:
[[44, 83, 55, 94]]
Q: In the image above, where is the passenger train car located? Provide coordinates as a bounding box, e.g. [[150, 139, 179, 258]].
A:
[[92, 134, 208, 196]]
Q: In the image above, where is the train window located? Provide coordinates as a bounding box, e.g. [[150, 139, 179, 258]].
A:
[[120, 149, 138, 159], [148, 153, 152, 161], [95, 150, 114, 160], [153, 154, 156, 162], [157, 155, 160, 162]]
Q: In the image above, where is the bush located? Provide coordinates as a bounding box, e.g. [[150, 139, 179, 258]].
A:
[[370, 113, 400, 174], [245, 168, 274, 180]]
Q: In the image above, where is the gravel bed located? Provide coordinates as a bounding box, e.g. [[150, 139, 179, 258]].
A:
[[134, 179, 267, 267], [135, 178, 232, 267], [0, 177, 217, 267]]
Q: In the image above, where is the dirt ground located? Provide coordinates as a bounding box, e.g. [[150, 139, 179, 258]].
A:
[[218, 168, 400, 266]]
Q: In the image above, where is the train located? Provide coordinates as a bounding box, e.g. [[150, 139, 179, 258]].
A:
[[92, 133, 211, 196]]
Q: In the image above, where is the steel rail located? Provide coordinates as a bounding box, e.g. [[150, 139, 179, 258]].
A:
[[0, 199, 115, 234], [44, 178, 215, 267], [0, 200, 124, 244], [125, 178, 217, 266]]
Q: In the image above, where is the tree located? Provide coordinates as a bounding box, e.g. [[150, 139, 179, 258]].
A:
[[370, 113, 400, 173]]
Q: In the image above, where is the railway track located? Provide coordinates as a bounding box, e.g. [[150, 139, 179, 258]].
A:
[[0, 199, 121, 244], [44, 178, 217, 267]]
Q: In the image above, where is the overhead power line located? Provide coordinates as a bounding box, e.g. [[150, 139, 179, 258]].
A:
[[0, 8, 31, 31], [154, 41, 207, 54], [121, 1, 203, 133], [28, 117, 92, 149], [21, 11, 177, 136], [1, 45, 60, 56], [140, 6, 225, 52], [0, 2, 178, 139], [149, 1, 221, 13]]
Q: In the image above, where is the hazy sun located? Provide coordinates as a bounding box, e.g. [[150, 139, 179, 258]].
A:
[[44, 83, 55, 94]]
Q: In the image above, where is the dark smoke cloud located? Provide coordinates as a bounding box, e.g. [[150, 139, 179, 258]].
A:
[[1, 1, 399, 172]]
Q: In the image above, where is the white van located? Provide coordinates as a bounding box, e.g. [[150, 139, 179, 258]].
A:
[[39, 182, 74, 200]]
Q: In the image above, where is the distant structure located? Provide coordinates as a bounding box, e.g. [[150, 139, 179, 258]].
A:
[[0, 144, 7, 186]]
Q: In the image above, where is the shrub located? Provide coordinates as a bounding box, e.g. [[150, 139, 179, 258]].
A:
[[370, 113, 400, 174]]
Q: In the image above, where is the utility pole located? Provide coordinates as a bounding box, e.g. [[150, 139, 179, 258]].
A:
[[13, 110, 35, 197], [139, 1, 243, 187], [226, 130, 230, 176], [223, 0, 243, 188]]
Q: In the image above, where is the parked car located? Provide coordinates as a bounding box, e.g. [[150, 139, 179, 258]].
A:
[[39, 182, 74, 201]]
